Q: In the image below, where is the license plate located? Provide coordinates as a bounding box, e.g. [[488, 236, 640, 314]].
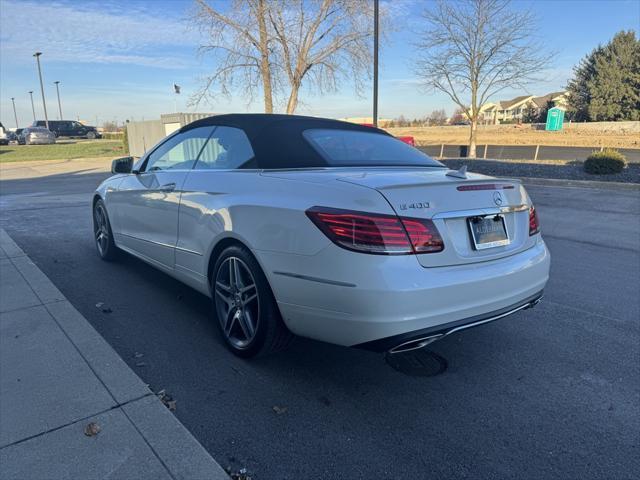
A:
[[467, 215, 509, 250]]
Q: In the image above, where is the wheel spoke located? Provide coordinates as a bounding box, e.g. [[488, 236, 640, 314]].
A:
[[215, 288, 233, 308], [238, 312, 253, 340], [228, 258, 236, 289], [238, 310, 254, 339], [224, 311, 237, 335], [242, 292, 258, 306], [233, 258, 243, 289], [215, 281, 232, 293]]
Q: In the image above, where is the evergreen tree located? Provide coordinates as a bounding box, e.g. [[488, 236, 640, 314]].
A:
[[567, 30, 640, 121]]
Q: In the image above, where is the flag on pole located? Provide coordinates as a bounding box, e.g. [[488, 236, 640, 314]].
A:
[[173, 84, 181, 94]]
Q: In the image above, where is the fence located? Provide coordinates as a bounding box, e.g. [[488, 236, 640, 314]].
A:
[[125, 112, 216, 157], [418, 144, 640, 163]]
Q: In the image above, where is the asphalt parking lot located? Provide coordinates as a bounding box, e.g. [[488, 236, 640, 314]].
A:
[[1, 162, 638, 479]]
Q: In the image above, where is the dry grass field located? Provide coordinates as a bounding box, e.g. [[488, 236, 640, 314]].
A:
[[387, 121, 640, 148]]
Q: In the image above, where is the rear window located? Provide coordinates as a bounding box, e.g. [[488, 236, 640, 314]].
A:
[[303, 129, 444, 168]]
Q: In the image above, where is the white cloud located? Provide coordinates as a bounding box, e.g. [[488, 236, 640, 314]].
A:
[[0, 0, 199, 68]]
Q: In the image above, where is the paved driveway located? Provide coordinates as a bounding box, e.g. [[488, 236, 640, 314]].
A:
[[1, 161, 638, 479]]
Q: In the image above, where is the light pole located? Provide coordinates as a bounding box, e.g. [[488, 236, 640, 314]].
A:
[[53, 81, 63, 120], [373, 0, 379, 127], [28, 91, 36, 122], [10, 97, 19, 128], [33, 52, 49, 130]]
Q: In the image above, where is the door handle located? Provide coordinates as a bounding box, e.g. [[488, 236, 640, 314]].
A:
[[158, 182, 176, 192]]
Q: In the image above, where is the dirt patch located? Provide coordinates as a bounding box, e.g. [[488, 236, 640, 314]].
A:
[[387, 123, 640, 148]]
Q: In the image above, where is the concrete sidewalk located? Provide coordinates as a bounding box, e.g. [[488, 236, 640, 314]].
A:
[[0, 228, 228, 479]]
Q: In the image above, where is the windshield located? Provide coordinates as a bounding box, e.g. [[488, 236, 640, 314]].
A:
[[303, 129, 444, 168]]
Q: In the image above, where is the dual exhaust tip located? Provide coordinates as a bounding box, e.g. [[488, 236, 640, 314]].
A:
[[387, 296, 542, 355]]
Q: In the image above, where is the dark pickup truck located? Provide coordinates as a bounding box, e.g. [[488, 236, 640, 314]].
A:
[[32, 120, 101, 139]]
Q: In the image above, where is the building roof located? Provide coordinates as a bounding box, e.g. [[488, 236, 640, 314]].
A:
[[532, 91, 567, 108], [500, 95, 534, 110]]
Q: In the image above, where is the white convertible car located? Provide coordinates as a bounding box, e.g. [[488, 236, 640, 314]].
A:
[[93, 114, 550, 357]]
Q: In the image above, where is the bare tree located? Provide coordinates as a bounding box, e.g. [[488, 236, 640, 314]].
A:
[[428, 108, 447, 126], [191, 0, 373, 114], [268, 0, 373, 114], [191, 0, 276, 113], [414, 0, 551, 157]]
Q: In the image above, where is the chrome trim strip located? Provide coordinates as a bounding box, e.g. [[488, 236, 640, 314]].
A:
[[118, 232, 174, 249], [273, 271, 356, 288], [388, 295, 542, 354], [175, 245, 203, 256], [445, 299, 534, 336], [433, 204, 528, 220]]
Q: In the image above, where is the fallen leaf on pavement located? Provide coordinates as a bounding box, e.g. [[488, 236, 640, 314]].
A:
[[156, 389, 177, 411], [227, 467, 252, 480], [84, 422, 101, 437]]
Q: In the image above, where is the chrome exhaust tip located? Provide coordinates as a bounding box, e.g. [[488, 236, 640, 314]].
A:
[[388, 334, 444, 354], [385, 294, 543, 355]]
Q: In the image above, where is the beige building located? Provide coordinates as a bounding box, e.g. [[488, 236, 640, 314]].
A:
[[479, 91, 568, 124]]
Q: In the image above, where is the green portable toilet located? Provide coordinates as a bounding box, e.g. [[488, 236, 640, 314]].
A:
[[545, 107, 565, 131]]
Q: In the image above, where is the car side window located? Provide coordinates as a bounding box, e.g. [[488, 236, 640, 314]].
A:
[[193, 126, 254, 170], [144, 126, 215, 172]]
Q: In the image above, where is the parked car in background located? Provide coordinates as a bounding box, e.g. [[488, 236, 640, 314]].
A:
[[0, 122, 8, 145], [19, 127, 56, 145], [6, 128, 23, 143], [32, 120, 101, 139]]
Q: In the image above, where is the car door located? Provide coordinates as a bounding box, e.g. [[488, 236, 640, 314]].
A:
[[111, 126, 215, 269], [175, 126, 257, 284]]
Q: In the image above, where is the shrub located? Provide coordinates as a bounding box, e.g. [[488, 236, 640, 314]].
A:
[[101, 132, 123, 140], [584, 148, 627, 174]]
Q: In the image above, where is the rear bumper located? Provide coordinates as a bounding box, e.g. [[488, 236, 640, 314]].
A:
[[355, 290, 543, 352], [257, 238, 550, 348]]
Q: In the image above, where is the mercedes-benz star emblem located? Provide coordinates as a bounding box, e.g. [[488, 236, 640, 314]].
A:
[[493, 191, 503, 206]]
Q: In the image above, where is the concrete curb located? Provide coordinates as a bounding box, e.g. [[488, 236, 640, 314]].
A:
[[0, 228, 229, 479]]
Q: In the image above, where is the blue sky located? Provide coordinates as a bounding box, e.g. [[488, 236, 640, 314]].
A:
[[1, 0, 638, 127]]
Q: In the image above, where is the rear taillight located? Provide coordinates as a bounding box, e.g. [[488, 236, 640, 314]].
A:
[[529, 206, 540, 235], [306, 207, 444, 255]]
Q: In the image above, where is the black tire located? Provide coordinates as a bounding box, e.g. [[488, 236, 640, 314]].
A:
[[211, 244, 293, 358], [93, 199, 119, 261], [86, 131, 96, 139]]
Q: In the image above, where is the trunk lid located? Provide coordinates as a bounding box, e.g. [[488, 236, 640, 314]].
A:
[[337, 169, 536, 267]]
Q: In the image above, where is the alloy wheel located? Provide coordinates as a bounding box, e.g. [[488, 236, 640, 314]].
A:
[[214, 256, 260, 349], [94, 204, 109, 256]]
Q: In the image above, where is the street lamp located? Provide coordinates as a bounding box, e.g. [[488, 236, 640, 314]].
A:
[[33, 52, 49, 130], [373, 0, 379, 127], [28, 91, 36, 122], [10, 97, 19, 128], [53, 81, 63, 120]]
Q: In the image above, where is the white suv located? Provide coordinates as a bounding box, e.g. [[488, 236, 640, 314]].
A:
[[0, 122, 9, 146]]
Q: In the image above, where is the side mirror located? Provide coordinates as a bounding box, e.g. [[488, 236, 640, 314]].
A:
[[111, 156, 134, 174]]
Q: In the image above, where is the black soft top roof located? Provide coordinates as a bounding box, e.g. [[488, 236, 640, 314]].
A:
[[183, 113, 391, 169]]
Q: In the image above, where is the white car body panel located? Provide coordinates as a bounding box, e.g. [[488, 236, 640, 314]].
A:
[[96, 165, 550, 350]]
